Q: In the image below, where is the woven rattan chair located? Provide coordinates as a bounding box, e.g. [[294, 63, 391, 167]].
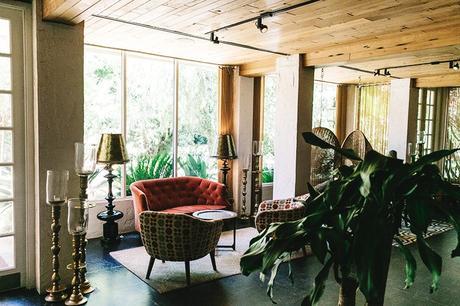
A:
[[310, 127, 341, 186], [341, 130, 373, 166]]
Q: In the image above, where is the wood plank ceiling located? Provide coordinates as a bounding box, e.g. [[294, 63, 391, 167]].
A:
[[44, 0, 460, 84]]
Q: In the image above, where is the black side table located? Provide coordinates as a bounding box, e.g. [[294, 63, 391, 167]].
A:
[[192, 210, 237, 250]]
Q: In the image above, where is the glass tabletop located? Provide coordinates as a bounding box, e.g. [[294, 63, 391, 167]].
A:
[[192, 209, 237, 220]]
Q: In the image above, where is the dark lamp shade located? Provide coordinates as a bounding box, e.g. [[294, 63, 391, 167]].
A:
[[213, 134, 237, 160], [96, 133, 130, 165]]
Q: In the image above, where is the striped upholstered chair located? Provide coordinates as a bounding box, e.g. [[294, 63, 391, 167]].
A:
[[139, 211, 223, 286]]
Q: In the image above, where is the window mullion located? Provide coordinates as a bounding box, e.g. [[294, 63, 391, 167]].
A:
[[121, 51, 127, 197], [173, 60, 178, 177]]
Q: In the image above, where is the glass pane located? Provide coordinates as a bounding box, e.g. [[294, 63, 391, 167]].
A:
[[0, 94, 12, 126], [84, 47, 122, 199], [125, 55, 174, 195], [0, 57, 11, 91], [0, 166, 12, 199], [445, 88, 460, 182], [313, 81, 337, 131], [0, 19, 10, 54], [177, 63, 218, 180], [0, 201, 13, 235], [0, 236, 14, 271], [0, 130, 12, 162], [262, 75, 277, 184]]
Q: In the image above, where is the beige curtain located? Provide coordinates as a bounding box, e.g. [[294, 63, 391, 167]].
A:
[[357, 84, 390, 154], [335, 84, 348, 143], [218, 66, 235, 194]]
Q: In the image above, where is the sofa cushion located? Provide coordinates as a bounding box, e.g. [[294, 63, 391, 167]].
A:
[[161, 204, 228, 214]]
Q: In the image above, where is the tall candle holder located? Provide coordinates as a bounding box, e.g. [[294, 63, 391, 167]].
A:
[[252, 141, 262, 216], [65, 198, 89, 306], [74, 143, 97, 294], [45, 170, 69, 303], [240, 155, 251, 219]]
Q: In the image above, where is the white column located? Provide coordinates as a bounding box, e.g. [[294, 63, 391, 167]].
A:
[[387, 79, 418, 160], [273, 55, 313, 199], [232, 72, 254, 216]]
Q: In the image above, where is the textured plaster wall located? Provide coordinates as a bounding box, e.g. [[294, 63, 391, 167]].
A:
[[33, 1, 84, 293], [232, 74, 254, 216], [273, 55, 313, 199], [387, 79, 419, 160]]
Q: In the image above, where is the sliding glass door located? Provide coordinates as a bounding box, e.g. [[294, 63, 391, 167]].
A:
[[0, 4, 27, 287]]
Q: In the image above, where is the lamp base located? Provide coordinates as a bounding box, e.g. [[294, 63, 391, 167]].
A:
[[97, 210, 123, 245]]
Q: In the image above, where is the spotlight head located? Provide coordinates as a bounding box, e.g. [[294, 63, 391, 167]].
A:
[[450, 61, 460, 70], [455, 63, 460, 70], [374, 69, 380, 76], [384, 68, 391, 76], [210, 32, 219, 44], [256, 17, 268, 33]]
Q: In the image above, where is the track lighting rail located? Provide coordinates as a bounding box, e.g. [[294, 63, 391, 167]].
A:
[[92, 14, 289, 56], [204, 0, 320, 34]]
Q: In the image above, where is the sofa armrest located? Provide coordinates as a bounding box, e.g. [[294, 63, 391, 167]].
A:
[[130, 184, 149, 232]]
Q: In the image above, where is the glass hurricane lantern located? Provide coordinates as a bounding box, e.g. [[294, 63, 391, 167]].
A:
[[65, 198, 89, 306], [74, 142, 96, 294], [45, 170, 69, 303]]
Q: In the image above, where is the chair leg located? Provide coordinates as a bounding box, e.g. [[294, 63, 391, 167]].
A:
[[146, 257, 155, 279], [210, 250, 217, 271], [185, 261, 191, 286]]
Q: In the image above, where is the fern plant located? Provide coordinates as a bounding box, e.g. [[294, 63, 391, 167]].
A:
[[125, 152, 173, 195]]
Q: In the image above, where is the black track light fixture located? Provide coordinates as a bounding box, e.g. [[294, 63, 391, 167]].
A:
[[373, 68, 391, 77], [384, 68, 391, 76], [210, 32, 219, 44], [449, 61, 460, 70], [373, 69, 380, 76], [256, 17, 268, 33]]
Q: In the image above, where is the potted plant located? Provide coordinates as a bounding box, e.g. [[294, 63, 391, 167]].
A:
[[240, 132, 460, 306]]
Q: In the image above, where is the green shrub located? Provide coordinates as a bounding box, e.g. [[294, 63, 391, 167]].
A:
[[178, 154, 209, 178], [262, 167, 274, 183], [125, 152, 173, 195]]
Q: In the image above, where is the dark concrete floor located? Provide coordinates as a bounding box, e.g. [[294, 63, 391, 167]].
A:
[[1, 223, 460, 306]]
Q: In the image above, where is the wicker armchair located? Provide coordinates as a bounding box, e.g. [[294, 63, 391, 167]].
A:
[[341, 130, 373, 166], [139, 211, 223, 286], [310, 127, 341, 186]]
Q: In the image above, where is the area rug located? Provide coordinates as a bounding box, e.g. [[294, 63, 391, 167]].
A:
[[393, 221, 454, 246], [110, 227, 260, 293]]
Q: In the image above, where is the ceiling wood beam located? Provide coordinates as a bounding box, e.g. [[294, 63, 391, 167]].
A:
[[239, 58, 277, 76], [415, 74, 460, 88], [303, 24, 460, 67], [43, 0, 83, 23]]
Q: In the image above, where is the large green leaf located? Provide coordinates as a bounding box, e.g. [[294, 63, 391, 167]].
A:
[[409, 149, 459, 175], [417, 235, 442, 293], [394, 237, 417, 288], [302, 132, 362, 161], [302, 257, 334, 306]]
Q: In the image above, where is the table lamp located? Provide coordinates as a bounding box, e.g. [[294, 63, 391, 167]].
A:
[[213, 134, 237, 187], [96, 133, 129, 244]]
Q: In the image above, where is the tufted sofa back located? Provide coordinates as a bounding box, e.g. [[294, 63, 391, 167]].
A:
[[131, 177, 229, 211]]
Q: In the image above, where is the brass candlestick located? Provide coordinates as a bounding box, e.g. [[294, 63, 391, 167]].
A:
[[252, 154, 262, 216], [241, 168, 249, 219], [78, 174, 94, 295], [75, 142, 97, 294], [65, 234, 87, 306], [45, 204, 68, 302]]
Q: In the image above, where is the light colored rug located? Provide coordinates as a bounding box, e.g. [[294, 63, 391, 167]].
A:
[[110, 227, 260, 293]]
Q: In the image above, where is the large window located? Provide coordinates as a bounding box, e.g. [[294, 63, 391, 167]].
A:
[[84, 47, 218, 199], [262, 75, 278, 184], [416, 88, 439, 155], [313, 81, 337, 130], [445, 88, 460, 182], [357, 84, 390, 154]]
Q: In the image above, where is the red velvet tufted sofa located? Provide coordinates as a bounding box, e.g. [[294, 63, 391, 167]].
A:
[[130, 177, 231, 232]]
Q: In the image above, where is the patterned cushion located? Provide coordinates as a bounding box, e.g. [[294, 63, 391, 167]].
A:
[[255, 194, 309, 232], [140, 211, 223, 262]]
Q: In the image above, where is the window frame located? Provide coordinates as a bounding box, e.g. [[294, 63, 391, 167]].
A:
[[85, 46, 219, 199]]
